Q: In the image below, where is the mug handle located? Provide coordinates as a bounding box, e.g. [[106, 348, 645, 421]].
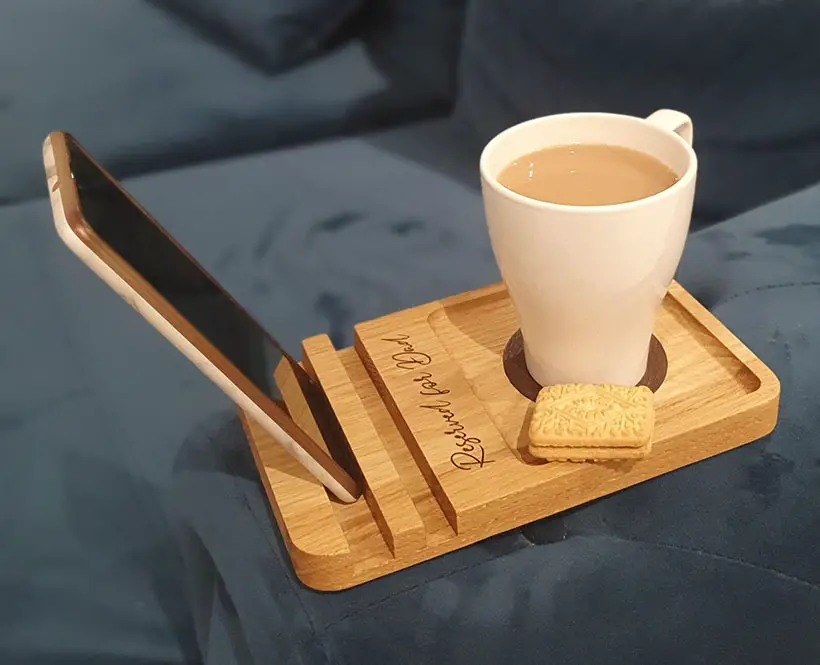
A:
[[646, 109, 693, 146]]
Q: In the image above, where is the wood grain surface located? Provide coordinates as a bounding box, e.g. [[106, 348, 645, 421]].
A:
[[241, 281, 780, 590]]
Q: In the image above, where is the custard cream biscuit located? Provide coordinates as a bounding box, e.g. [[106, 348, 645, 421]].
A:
[[528, 383, 655, 450], [528, 438, 652, 462]]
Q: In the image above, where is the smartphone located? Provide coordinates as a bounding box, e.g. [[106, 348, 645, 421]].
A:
[[43, 131, 362, 503]]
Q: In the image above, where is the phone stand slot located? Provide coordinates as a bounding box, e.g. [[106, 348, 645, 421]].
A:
[[302, 335, 426, 557]]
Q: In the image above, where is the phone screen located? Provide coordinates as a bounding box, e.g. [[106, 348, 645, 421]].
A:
[[67, 137, 295, 402], [61, 135, 361, 497]]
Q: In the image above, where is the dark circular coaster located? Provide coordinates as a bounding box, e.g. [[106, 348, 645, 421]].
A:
[[503, 331, 668, 402]]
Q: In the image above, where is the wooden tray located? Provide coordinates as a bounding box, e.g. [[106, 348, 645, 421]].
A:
[[239, 281, 780, 591]]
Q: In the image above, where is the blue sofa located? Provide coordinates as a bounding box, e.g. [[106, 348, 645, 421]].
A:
[[3, 1, 820, 663]]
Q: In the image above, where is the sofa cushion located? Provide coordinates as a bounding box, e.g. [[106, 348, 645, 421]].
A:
[[0, 119, 498, 663], [148, 0, 363, 73], [167, 165, 820, 664], [0, 203, 205, 664], [8, 116, 820, 663], [360, 0, 469, 101], [8, 119, 820, 663], [454, 0, 820, 228], [0, 0, 451, 205], [323, 535, 820, 665]]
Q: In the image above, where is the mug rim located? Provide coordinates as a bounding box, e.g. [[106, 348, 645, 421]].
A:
[[479, 112, 698, 214]]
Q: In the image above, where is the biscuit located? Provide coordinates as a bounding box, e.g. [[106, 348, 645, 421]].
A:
[[528, 383, 655, 451], [528, 438, 652, 462]]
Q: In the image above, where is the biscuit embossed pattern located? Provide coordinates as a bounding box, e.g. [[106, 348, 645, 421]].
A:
[[530, 384, 653, 442]]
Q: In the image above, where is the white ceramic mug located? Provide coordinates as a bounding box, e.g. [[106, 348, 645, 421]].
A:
[[480, 110, 697, 387]]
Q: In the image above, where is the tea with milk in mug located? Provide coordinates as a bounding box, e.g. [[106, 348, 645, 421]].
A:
[[498, 144, 679, 207]]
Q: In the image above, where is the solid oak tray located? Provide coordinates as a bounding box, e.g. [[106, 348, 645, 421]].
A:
[[239, 281, 780, 591]]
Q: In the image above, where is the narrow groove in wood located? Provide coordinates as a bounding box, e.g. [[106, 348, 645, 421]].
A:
[[355, 318, 525, 535], [354, 331, 459, 531], [303, 335, 426, 557], [240, 361, 349, 562], [338, 346, 455, 540]]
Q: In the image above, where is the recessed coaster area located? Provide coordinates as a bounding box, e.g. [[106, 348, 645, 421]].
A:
[[503, 331, 668, 402]]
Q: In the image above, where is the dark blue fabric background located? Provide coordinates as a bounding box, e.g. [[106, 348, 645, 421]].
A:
[[3, 0, 820, 663], [4, 144, 820, 663]]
